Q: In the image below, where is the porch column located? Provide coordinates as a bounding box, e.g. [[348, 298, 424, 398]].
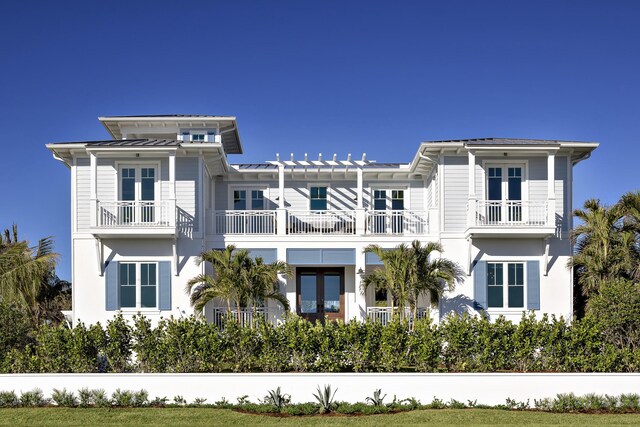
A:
[[467, 150, 476, 227], [547, 152, 556, 227], [277, 165, 287, 235], [168, 152, 177, 229], [89, 152, 97, 228], [354, 248, 367, 322], [355, 168, 366, 235], [278, 246, 295, 315]]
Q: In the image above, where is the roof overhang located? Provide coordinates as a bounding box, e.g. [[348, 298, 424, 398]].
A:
[[98, 116, 243, 154]]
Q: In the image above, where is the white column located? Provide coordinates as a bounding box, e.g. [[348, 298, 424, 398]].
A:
[[277, 165, 287, 235], [90, 152, 97, 227], [169, 152, 176, 228], [355, 168, 366, 235], [467, 150, 476, 227], [354, 248, 367, 322], [547, 152, 556, 226]]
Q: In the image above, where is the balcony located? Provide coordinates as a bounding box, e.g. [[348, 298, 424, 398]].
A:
[[92, 200, 176, 238], [467, 200, 555, 238], [210, 307, 280, 328], [211, 209, 430, 236], [366, 306, 429, 326]]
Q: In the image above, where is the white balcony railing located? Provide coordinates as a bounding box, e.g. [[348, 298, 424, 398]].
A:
[[365, 210, 428, 235], [287, 210, 356, 235], [97, 200, 174, 227], [214, 210, 277, 235], [211, 307, 279, 327], [366, 306, 429, 326], [472, 200, 548, 227]]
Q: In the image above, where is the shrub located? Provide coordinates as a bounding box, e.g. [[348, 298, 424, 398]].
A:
[[262, 387, 290, 411], [20, 389, 47, 407], [91, 389, 110, 407], [0, 391, 19, 407], [51, 388, 77, 407], [313, 384, 337, 413], [281, 402, 319, 416], [365, 389, 386, 406], [112, 389, 134, 407]]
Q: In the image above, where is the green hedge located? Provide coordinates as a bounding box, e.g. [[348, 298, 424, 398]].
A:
[[2, 312, 639, 373]]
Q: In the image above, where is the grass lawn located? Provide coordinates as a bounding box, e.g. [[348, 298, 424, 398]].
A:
[[1, 408, 640, 426]]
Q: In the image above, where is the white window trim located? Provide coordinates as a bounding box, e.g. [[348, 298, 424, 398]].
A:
[[486, 260, 527, 312], [115, 161, 161, 202], [307, 183, 331, 210], [227, 185, 270, 210], [118, 261, 159, 312], [369, 185, 410, 210], [480, 160, 529, 202]]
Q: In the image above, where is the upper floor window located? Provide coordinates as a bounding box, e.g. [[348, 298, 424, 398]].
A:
[[233, 189, 264, 210], [119, 165, 157, 223], [310, 186, 327, 210], [119, 262, 157, 309], [191, 133, 205, 142], [487, 262, 525, 309], [372, 189, 405, 210]]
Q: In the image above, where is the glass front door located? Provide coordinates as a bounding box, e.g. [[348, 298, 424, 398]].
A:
[[486, 165, 523, 224], [296, 268, 344, 322]]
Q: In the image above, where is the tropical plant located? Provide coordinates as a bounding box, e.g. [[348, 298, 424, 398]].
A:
[[313, 384, 337, 413], [263, 386, 291, 411], [365, 389, 387, 406], [362, 240, 463, 324], [0, 224, 59, 325], [187, 245, 289, 324]]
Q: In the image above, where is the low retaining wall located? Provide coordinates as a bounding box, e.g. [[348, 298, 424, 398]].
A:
[[1, 373, 639, 404]]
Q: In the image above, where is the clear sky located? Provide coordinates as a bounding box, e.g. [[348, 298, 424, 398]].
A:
[[1, 0, 638, 281]]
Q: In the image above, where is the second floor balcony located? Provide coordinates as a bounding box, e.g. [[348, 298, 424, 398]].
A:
[[210, 209, 430, 236], [467, 199, 556, 238], [92, 200, 177, 237]]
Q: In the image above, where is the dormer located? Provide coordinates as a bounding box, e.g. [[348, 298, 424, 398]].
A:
[[98, 115, 243, 154]]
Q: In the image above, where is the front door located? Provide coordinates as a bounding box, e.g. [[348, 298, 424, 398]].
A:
[[296, 267, 344, 322]]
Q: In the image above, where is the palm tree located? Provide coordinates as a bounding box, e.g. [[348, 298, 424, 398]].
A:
[[0, 224, 59, 325], [187, 245, 290, 324], [243, 257, 290, 315], [569, 199, 634, 297], [617, 191, 640, 281], [362, 240, 462, 324]]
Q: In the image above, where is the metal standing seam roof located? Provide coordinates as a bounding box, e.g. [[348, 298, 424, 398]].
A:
[[50, 139, 183, 147], [423, 138, 593, 145], [101, 114, 234, 118]]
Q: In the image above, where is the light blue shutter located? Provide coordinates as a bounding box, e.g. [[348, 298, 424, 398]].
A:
[[473, 261, 487, 310], [105, 261, 119, 311], [158, 261, 172, 310], [181, 131, 190, 142], [527, 261, 540, 310]]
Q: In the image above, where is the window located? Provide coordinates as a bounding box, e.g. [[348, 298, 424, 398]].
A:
[[310, 186, 327, 210], [232, 189, 264, 210], [119, 262, 157, 309], [251, 190, 264, 210], [487, 262, 525, 309], [233, 190, 246, 210], [191, 133, 205, 142], [486, 164, 524, 223], [119, 165, 157, 224]]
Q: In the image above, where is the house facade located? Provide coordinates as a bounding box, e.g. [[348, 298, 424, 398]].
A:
[[47, 115, 598, 326]]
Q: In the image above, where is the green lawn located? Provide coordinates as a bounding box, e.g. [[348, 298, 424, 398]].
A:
[[1, 408, 639, 426]]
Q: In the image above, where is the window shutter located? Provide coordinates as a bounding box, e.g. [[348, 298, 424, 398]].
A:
[[181, 131, 190, 142], [473, 261, 487, 310], [527, 260, 540, 310], [105, 261, 119, 311], [158, 261, 172, 310]]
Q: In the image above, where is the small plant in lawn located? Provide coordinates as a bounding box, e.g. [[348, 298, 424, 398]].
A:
[[214, 397, 232, 408], [193, 397, 208, 405], [236, 395, 250, 405], [132, 389, 149, 407], [263, 387, 290, 411], [552, 393, 584, 412], [365, 389, 387, 406], [604, 394, 620, 411], [313, 384, 337, 414], [426, 396, 446, 409], [504, 397, 529, 410], [20, 389, 47, 407], [91, 389, 110, 407], [173, 395, 187, 406], [281, 402, 320, 416], [78, 388, 93, 407], [467, 399, 478, 408], [619, 393, 640, 411], [583, 393, 607, 411], [52, 388, 78, 407], [112, 389, 134, 407], [0, 391, 19, 408], [149, 396, 168, 407]]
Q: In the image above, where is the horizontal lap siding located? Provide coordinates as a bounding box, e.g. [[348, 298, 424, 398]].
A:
[[176, 157, 200, 232], [75, 157, 90, 231], [443, 156, 468, 232], [96, 159, 115, 203], [528, 157, 547, 205], [555, 156, 567, 231]]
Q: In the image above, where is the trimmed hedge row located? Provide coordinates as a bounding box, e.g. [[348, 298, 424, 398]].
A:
[[1, 312, 639, 373]]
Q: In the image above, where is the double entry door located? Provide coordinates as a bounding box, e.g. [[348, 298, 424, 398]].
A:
[[120, 165, 156, 224], [296, 268, 344, 322]]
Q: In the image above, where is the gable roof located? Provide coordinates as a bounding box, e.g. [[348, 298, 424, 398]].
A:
[[50, 138, 182, 147]]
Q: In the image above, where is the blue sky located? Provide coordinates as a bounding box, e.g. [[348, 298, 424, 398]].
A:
[[1, 0, 638, 281]]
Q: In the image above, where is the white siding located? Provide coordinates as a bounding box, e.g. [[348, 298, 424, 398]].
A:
[[96, 159, 115, 202], [555, 156, 568, 231], [443, 156, 468, 232], [528, 157, 547, 204], [75, 157, 90, 231], [176, 157, 200, 233]]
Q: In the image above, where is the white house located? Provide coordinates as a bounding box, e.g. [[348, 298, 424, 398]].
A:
[[47, 115, 598, 326]]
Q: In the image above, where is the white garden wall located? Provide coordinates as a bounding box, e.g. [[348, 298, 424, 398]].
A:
[[1, 373, 639, 405]]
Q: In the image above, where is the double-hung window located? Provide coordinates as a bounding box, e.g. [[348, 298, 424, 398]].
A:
[[310, 186, 328, 211], [487, 262, 525, 309], [230, 188, 267, 233], [119, 262, 158, 309]]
